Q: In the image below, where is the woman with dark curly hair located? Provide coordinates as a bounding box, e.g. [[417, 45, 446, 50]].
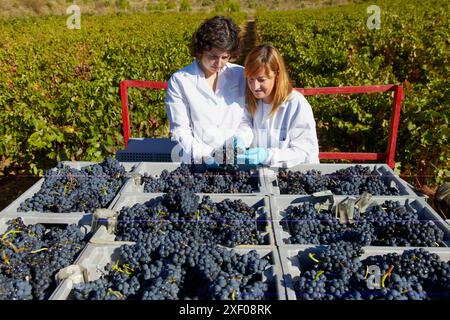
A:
[[165, 16, 252, 164]]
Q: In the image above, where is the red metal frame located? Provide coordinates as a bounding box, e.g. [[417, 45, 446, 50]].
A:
[[120, 80, 403, 168]]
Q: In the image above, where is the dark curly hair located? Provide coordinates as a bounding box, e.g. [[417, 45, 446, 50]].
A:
[[191, 16, 240, 58]]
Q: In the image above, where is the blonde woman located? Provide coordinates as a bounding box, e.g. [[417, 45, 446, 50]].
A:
[[237, 44, 319, 167]]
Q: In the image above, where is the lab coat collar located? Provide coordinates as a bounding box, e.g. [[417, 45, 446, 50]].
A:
[[260, 90, 297, 110], [260, 98, 288, 110], [194, 60, 229, 100]]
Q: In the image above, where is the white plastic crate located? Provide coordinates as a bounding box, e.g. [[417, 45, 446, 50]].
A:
[[120, 162, 267, 195], [278, 245, 450, 300], [89, 193, 275, 247], [0, 161, 139, 215], [264, 163, 419, 197], [0, 213, 101, 300], [0, 212, 92, 235], [270, 195, 450, 247], [0, 212, 114, 244], [50, 243, 286, 300]]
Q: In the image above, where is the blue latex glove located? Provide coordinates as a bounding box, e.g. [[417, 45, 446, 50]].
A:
[[236, 148, 269, 165]]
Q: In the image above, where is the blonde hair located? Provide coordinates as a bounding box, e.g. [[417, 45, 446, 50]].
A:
[[244, 44, 293, 117]]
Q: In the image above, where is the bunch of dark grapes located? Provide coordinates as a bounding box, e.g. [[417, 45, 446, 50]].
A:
[[73, 240, 273, 300], [284, 200, 444, 247], [0, 218, 88, 300], [142, 164, 256, 193], [284, 202, 375, 246], [278, 165, 400, 195], [330, 166, 399, 195], [294, 243, 450, 300], [361, 200, 444, 247], [358, 249, 449, 300], [295, 241, 365, 300], [278, 169, 329, 194], [116, 189, 266, 247], [18, 157, 127, 213], [0, 275, 33, 300]]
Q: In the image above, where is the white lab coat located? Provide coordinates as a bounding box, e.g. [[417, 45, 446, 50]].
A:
[[251, 90, 320, 167], [165, 60, 253, 163]]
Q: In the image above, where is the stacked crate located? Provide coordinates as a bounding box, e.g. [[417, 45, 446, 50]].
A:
[[49, 162, 285, 300], [264, 164, 450, 300], [0, 161, 139, 300], [1, 161, 448, 300]]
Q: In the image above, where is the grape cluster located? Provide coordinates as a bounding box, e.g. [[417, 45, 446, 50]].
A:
[[0, 218, 88, 300], [284, 202, 374, 245], [116, 189, 266, 247], [294, 242, 450, 300], [364, 201, 444, 247], [0, 275, 33, 300], [295, 242, 365, 300], [284, 200, 444, 247], [142, 164, 256, 193], [278, 165, 400, 195], [72, 239, 273, 300], [18, 157, 127, 213]]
